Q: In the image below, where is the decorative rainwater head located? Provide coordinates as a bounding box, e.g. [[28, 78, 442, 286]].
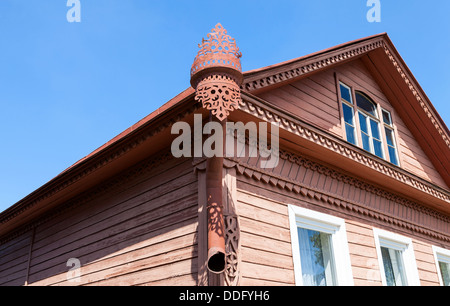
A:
[[190, 23, 243, 121]]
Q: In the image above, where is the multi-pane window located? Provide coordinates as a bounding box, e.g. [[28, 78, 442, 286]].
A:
[[288, 206, 354, 286], [382, 109, 399, 166], [433, 246, 450, 286], [374, 228, 420, 286], [356, 92, 384, 159], [340, 83, 357, 146], [339, 82, 400, 166]]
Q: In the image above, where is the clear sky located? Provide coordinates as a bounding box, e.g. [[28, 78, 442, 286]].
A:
[[0, 1, 449, 213]]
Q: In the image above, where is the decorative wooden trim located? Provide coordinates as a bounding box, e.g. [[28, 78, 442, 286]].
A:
[[224, 148, 450, 244], [241, 35, 449, 151], [191, 24, 243, 121], [223, 166, 241, 286], [382, 43, 450, 148], [195, 160, 209, 286], [238, 93, 450, 204], [242, 38, 384, 92]]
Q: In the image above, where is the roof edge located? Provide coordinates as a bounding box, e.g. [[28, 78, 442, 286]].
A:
[[240, 33, 449, 151], [243, 32, 387, 76], [0, 87, 195, 223]]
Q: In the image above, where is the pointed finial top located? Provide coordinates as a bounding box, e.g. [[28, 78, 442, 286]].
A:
[[190, 23, 243, 121], [190, 23, 243, 87]]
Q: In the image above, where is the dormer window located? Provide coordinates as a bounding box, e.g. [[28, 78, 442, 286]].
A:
[[355, 91, 384, 159], [339, 82, 400, 166]]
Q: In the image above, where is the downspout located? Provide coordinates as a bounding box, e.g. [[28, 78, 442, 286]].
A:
[[190, 23, 243, 274], [205, 118, 226, 273]]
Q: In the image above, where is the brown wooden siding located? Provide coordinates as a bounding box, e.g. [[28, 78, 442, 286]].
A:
[[257, 71, 342, 138], [413, 239, 440, 286], [0, 156, 198, 286], [235, 149, 448, 286], [0, 231, 32, 286], [237, 180, 295, 286], [345, 220, 382, 286], [256, 58, 447, 188], [336, 59, 447, 188], [235, 143, 450, 240]]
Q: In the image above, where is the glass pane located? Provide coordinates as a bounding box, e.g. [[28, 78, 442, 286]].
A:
[[340, 84, 352, 103], [370, 119, 381, 140], [356, 92, 377, 117], [382, 110, 392, 126], [342, 103, 354, 125], [373, 139, 383, 158], [361, 133, 371, 152], [358, 112, 368, 133], [439, 261, 450, 286], [345, 124, 357, 145], [388, 146, 399, 166], [385, 127, 394, 146], [381, 247, 407, 286], [297, 227, 336, 286]]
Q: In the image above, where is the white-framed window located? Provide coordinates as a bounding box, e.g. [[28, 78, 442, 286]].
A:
[[288, 205, 354, 286], [339, 83, 358, 146], [432, 246, 450, 286], [338, 81, 400, 166], [373, 228, 420, 286], [382, 108, 400, 166], [355, 91, 384, 159]]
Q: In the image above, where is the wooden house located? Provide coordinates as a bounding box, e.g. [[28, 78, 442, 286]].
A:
[[1, 24, 449, 286]]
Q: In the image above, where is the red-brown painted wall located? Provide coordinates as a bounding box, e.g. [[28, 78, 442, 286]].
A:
[[257, 57, 447, 188], [0, 156, 198, 286]]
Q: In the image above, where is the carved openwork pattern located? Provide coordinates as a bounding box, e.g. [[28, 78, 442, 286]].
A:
[[191, 24, 243, 121], [242, 40, 383, 92], [191, 23, 242, 77], [382, 44, 450, 148], [224, 214, 240, 286], [195, 74, 242, 121]]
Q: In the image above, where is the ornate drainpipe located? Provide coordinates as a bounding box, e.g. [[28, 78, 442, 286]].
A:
[[190, 23, 243, 274]]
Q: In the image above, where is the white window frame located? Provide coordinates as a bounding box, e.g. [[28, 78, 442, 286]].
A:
[[357, 110, 384, 158], [288, 205, 354, 286], [373, 228, 420, 286], [339, 82, 353, 105], [338, 81, 402, 166], [432, 246, 450, 286], [381, 108, 400, 166], [340, 82, 358, 146]]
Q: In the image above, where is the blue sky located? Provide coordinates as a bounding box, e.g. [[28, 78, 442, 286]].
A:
[[0, 1, 449, 212]]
